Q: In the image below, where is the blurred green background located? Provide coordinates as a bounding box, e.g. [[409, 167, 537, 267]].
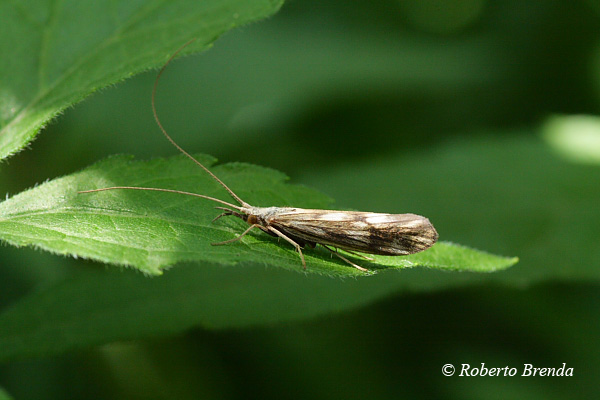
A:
[[2, 0, 600, 399]]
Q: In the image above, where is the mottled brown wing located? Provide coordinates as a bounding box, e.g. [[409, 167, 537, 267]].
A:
[[265, 209, 438, 255]]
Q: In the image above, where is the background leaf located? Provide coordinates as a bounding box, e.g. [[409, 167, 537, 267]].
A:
[[0, 260, 519, 362], [0, 154, 516, 276], [0, 387, 12, 400], [0, 0, 282, 160]]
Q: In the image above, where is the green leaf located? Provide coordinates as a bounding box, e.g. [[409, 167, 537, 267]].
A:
[[0, 154, 517, 277], [542, 114, 600, 165], [0, 259, 518, 362], [0, 0, 283, 160], [0, 386, 13, 400]]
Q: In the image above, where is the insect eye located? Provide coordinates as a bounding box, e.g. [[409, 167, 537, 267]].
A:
[[247, 215, 258, 225]]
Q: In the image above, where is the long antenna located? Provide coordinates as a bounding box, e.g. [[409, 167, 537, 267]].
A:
[[152, 39, 249, 207], [78, 186, 243, 211]]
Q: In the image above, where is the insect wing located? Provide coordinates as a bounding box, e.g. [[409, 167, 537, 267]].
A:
[[266, 209, 438, 255]]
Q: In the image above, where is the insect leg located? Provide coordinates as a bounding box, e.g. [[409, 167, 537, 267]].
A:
[[339, 248, 375, 261], [212, 207, 245, 223], [212, 212, 232, 223], [211, 224, 261, 246], [321, 245, 368, 272], [266, 226, 307, 269]]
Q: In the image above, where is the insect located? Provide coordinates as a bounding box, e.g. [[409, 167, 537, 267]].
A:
[[79, 40, 438, 272]]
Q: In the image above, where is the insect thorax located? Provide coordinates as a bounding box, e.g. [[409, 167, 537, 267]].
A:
[[245, 206, 291, 226]]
